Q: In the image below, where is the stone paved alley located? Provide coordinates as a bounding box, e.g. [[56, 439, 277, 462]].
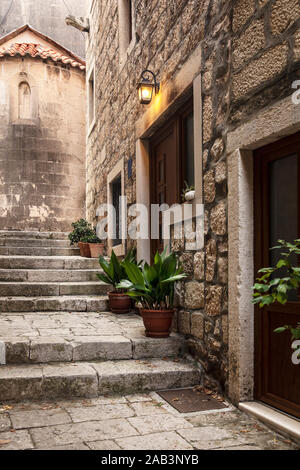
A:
[[0, 393, 298, 450]]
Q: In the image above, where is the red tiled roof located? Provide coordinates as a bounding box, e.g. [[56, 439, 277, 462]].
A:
[[0, 43, 86, 70]]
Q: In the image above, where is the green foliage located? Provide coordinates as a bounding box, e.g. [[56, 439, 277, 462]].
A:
[[117, 248, 187, 310], [252, 239, 300, 307], [97, 248, 140, 292], [81, 231, 102, 244], [68, 219, 95, 246], [253, 239, 300, 355]]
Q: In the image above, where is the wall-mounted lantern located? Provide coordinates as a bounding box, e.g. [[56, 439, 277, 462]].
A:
[[137, 70, 160, 105]]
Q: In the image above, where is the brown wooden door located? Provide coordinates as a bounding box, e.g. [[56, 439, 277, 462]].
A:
[[254, 132, 300, 419], [149, 99, 194, 259], [150, 119, 180, 257]]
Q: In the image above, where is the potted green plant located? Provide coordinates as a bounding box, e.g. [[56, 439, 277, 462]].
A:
[[118, 249, 187, 337], [68, 219, 95, 258], [97, 250, 138, 314], [82, 230, 104, 258], [253, 239, 300, 360]]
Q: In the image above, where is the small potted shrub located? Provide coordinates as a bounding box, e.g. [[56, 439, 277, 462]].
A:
[[83, 231, 104, 258], [68, 219, 94, 258], [97, 250, 137, 314], [118, 249, 187, 337]]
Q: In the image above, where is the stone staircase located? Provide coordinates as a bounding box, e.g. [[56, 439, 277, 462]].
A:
[[0, 231, 200, 402]]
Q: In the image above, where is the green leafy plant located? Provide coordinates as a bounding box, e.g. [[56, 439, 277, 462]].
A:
[[117, 248, 187, 310], [68, 219, 95, 246], [181, 181, 195, 202], [97, 248, 140, 292], [81, 230, 102, 244], [253, 239, 300, 358]]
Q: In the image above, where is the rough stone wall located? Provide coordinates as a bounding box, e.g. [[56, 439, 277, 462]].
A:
[[0, 56, 86, 231], [0, 0, 89, 58], [87, 0, 300, 394], [231, 0, 300, 126]]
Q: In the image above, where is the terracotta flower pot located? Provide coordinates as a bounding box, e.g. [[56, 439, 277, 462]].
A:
[[78, 242, 91, 258], [108, 292, 131, 314], [141, 308, 175, 338], [89, 243, 104, 258]]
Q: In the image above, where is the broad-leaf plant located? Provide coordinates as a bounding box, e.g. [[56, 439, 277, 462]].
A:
[[97, 248, 141, 293], [253, 239, 300, 359], [117, 248, 187, 310]]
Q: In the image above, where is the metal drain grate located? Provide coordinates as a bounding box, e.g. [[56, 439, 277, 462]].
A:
[[157, 387, 228, 413]]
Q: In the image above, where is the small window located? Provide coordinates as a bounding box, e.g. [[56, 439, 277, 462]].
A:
[[118, 0, 135, 61], [19, 82, 31, 119], [112, 176, 122, 247], [88, 67, 95, 129]]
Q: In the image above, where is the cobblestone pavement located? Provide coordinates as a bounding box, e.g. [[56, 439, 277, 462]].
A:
[[0, 392, 298, 450]]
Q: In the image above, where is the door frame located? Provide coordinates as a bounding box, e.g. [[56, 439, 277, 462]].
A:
[[135, 72, 203, 264], [227, 95, 300, 406], [253, 132, 300, 418]]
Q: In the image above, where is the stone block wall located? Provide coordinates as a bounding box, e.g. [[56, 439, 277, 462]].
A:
[[0, 56, 86, 231], [87, 0, 300, 394]]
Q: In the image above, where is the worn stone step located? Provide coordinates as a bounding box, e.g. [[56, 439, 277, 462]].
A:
[[0, 295, 108, 313], [0, 247, 80, 256], [0, 312, 184, 364], [0, 358, 200, 401], [3, 333, 184, 364], [0, 238, 72, 248], [0, 256, 99, 270], [0, 269, 100, 282], [0, 231, 69, 240], [0, 281, 109, 297]]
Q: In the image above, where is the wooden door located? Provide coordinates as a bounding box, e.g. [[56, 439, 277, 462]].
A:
[[150, 119, 180, 257], [254, 132, 300, 419], [149, 99, 194, 259]]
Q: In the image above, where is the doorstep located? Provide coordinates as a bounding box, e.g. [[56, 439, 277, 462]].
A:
[[239, 401, 300, 445]]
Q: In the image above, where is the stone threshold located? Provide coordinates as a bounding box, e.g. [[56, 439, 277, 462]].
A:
[[239, 401, 300, 445]]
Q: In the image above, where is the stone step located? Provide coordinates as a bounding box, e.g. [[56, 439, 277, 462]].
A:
[[0, 231, 69, 240], [0, 256, 99, 270], [0, 247, 80, 256], [0, 358, 200, 401], [3, 333, 184, 364], [0, 295, 108, 313], [0, 238, 72, 247], [0, 281, 109, 297], [0, 269, 100, 282]]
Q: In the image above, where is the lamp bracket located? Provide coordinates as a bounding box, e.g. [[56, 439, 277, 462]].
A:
[[141, 69, 160, 94]]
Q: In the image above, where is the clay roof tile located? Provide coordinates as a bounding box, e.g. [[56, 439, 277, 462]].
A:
[[0, 43, 86, 70]]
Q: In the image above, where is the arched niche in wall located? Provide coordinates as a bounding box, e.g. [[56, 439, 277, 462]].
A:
[[18, 81, 31, 119], [9, 71, 39, 125]]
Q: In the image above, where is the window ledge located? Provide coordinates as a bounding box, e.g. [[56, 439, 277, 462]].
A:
[[87, 118, 96, 138], [12, 118, 38, 126], [110, 243, 125, 257]]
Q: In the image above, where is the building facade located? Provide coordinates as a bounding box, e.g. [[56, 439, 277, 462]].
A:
[[86, 0, 300, 419], [0, 0, 89, 58], [0, 25, 86, 231]]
